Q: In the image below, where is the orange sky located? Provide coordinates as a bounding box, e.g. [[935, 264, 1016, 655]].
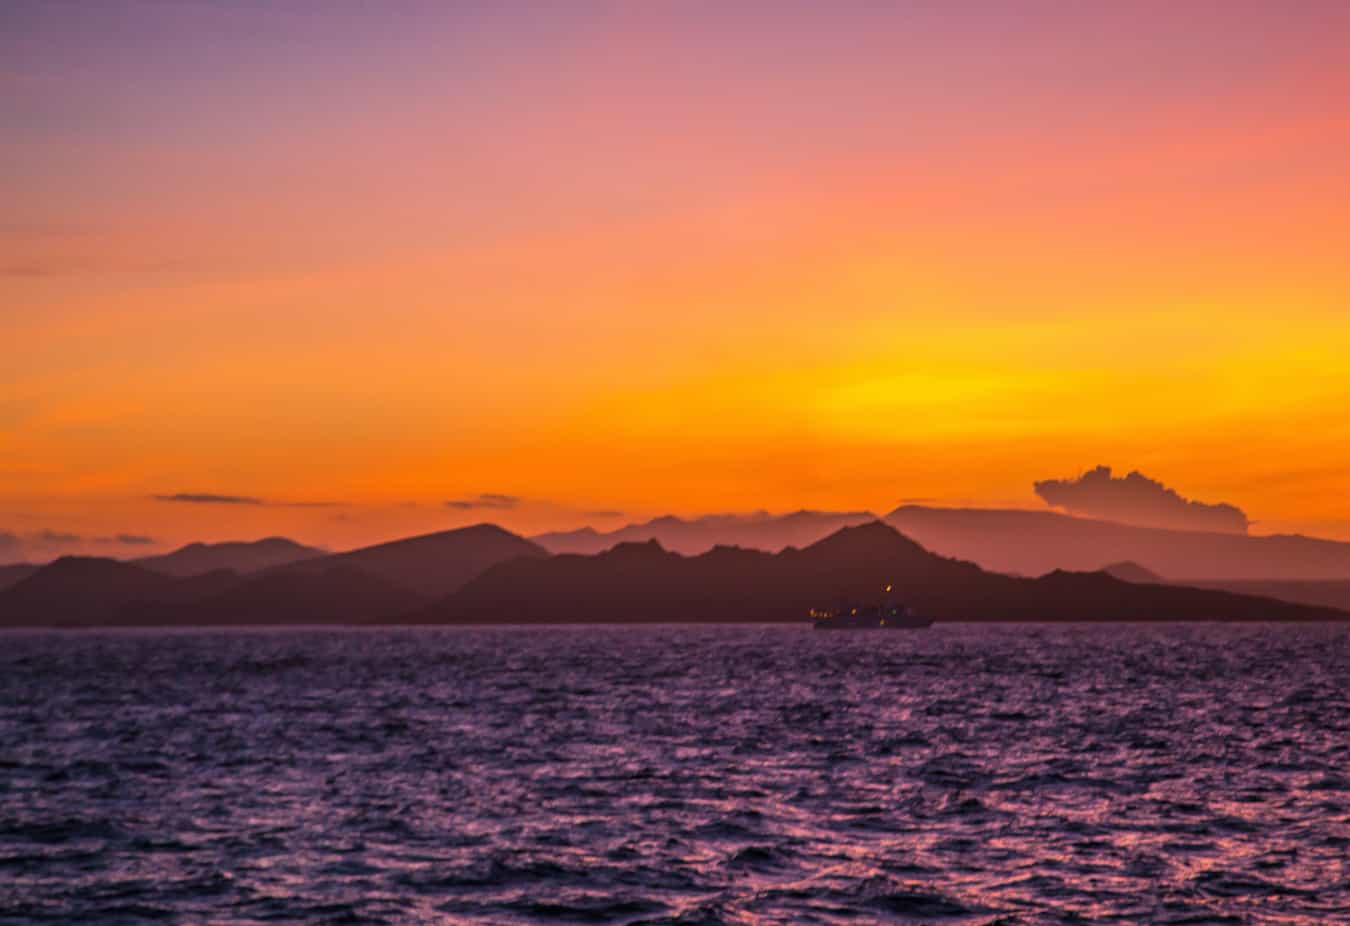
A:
[[4, 3, 1350, 559]]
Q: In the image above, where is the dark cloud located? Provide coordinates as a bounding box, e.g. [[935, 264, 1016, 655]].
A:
[[155, 493, 264, 505], [33, 529, 81, 544], [1034, 466, 1249, 535], [153, 493, 344, 508], [0, 529, 157, 557], [96, 534, 156, 546], [446, 493, 521, 511]]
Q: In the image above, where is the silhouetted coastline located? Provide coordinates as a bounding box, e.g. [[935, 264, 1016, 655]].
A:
[[3, 521, 1344, 628]]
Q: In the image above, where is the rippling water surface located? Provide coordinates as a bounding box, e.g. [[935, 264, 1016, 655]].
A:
[[2, 624, 1348, 924]]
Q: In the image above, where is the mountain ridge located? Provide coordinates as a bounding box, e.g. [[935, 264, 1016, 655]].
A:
[[885, 505, 1350, 581], [417, 521, 1346, 625], [7, 519, 1349, 627], [0, 523, 545, 626], [266, 522, 547, 598], [533, 509, 877, 556], [0, 563, 39, 592], [0, 557, 243, 626], [134, 537, 326, 577], [128, 566, 425, 625]]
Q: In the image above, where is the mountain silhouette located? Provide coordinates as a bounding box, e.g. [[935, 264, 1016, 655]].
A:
[[415, 522, 1346, 624], [0, 563, 39, 592], [4, 522, 1344, 627], [0, 524, 546, 627], [266, 523, 546, 598], [532, 509, 877, 556], [126, 566, 423, 625], [886, 505, 1350, 581], [1081, 559, 1350, 612], [1165, 579, 1350, 614], [134, 537, 325, 576], [1101, 561, 1166, 583], [0, 557, 242, 626]]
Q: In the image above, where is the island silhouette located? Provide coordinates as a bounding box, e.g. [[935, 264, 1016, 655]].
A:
[[1, 521, 1344, 627], [884, 505, 1350, 581], [421, 521, 1345, 625], [533, 510, 876, 556]]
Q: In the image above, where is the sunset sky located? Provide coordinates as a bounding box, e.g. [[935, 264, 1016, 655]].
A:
[[5, 2, 1350, 559]]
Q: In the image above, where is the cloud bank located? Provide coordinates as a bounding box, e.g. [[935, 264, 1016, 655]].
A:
[[100, 534, 156, 546], [446, 493, 521, 511], [155, 493, 264, 505], [1034, 466, 1249, 535], [153, 493, 342, 508], [33, 529, 81, 545], [0, 529, 159, 563]]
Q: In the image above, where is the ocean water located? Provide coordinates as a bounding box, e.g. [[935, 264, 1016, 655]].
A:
[[1, 624, 1347, 925]]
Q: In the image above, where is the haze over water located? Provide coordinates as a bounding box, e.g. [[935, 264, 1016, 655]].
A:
[[3, 624, 1347, 924]]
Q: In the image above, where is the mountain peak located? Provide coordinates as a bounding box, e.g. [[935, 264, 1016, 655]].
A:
[[885, 505, 1350, 581], [1101, 561, 1165, 584], [533, 509, 879, 556], [424, 514, 1348, 625], [804, 520, 927, 557], [135, 537, 326, 577], [604, 538, 669, 558], [42, 555, 142, 575], [267, 521, 546, 599], [456, 522, 521, 537]]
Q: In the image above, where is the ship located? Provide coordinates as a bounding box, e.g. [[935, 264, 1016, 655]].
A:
[[810, 585, 932, 630]]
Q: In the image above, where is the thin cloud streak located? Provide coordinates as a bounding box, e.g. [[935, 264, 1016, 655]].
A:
[[98, 534, 156, 545], [155, 493, 264, 506], [446, 493, 521, 511], [153, 494, 346, 508], [33, 529, 80, 544]]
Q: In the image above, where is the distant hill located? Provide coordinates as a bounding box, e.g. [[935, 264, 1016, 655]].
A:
[[5, 523, 1344, 628], [150, 568, 246, 603], [126, 566, 424, 625], [414, 522, 1346, 624], [1088, 559, 1350, 612], [0, 523, 543, 627], [135, 537, 325, 576], [269, 523, 546, 598], [1101, 561, 1166, 584], [0, 557, 242, 626], [0, 555, 418, 628], [533, 510, 877, 556], [1186, 579, 1350, 614], [0, 563, 38, 592], [885, 505, 1350, 581]]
